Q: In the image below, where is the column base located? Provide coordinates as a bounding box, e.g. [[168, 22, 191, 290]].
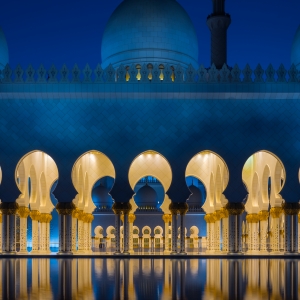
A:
[[164, 250, 171, 254], [3, 251, 17, 255], [227, 251, 244, 255], [30, 250, 40, 254], [114, 251, 122, 255], [18, 251, 28, 255], [246, 250, 261, 255], [57, 251, 73, 255], [179, 251, 187, 255], [258, 250, 269, 254], [170, 251, 178, 255], [284, 251, 298, 255], [122, 251, 131, 255], [270, 251, 282, 255]]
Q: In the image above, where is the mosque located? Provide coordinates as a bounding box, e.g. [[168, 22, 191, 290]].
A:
[[0, 0, 300, 255]]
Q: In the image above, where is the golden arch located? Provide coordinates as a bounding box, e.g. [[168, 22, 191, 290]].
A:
[[185, 150, 229, 214], [72, 150, 115, 213], [242, 150, 285, 213], [128, 150, 172, 214], [15, 150, 59, 213]]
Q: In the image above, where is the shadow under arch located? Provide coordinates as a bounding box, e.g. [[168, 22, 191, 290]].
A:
[[242, 150, 286, 214], [185, 150, 229, 214], [128, 150, 172, 214]]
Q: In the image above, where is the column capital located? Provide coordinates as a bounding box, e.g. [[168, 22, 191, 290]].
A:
[[178, 203, 189, 215], [40, 213, 52, 223], [213, 210, 223, 221], [72, 208, 80, 219], [169, 202, 180, 215], [246, 213, 260, 223], [112, 202, 123, 215], [128, 213, 136, 223], [282, 202, 300, 215], [219, 207, 229, 219], [225, 202, 245, 215], [56, 202, 76, 215], [0, 202, 19, 215], [30, 210, 41, 221], [204, 213, 215, 223], [122, 202, 132, 215], [162, 214, 171, 223], [270, 207, 283, 218], [82, 212, 94, 223], [18, 206, 30, 218], [258, 210, 269, 221]]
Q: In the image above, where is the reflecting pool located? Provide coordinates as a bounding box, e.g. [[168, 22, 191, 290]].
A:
[[0, 258, 298, 299]]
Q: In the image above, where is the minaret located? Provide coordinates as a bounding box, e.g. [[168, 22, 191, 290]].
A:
[[206, 0, 231, 69]]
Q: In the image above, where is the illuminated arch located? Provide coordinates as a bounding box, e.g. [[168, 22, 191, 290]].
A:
[[72, 150, 115, 213], [185, 150, 229, 214], [128, 150, 172, 214], [242, 150, 285, 214], [15, 150, 59, 213]]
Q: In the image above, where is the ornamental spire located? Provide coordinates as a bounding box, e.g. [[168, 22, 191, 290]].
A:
[[207, 0, 231, 69]]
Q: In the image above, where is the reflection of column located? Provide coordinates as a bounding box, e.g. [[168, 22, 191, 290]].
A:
[[2, 259, 16, 299], [113, 203, 122, 254], [179, 203, 188, 254], [123, 259, 129, 299], [19, 259, 28, 298], [170, 207, 178, 254], [228, 260, 243, 300], [179, 260, 186, 300], [284, 260, 298, 300], [30, 210, 41, 252], [204, 214, 214, 252], [226, 203, 245, 254], [171, 259, 177, 299], [114, 259, 121, 300], [39, 213, 52, 253], [0, 202, 19, 253], [270, 207, 282, 253], [220, 208, 229, 252], [17, 207, 30, 253], [59, 259, 72, 299], [128, 213, 136, 254], [246, 214, 259, 253], [269, 259, 281, 298], [162, 214, 171, 253], [282, 203, 299, 253], [258, 211, 269, 252]]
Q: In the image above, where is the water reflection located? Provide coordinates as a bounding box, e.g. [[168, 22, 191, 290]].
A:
[[0, 258, 299, 299]]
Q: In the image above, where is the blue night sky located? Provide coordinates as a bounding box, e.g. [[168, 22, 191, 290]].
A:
[[0, 0, 299, 70]]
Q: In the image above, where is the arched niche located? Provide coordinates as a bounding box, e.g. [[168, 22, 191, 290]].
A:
[[185, 150, 229, 214], [72, 150, 115, 213], [128, 150, 172, 214], [242, 150, 285, 213], [15, 150, 59, 213]]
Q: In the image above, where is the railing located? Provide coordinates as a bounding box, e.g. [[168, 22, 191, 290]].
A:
[[0, 63, 299, 84]]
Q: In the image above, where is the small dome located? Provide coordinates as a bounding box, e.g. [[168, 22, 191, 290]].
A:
[[135, 184, 158, 206], [0, 28, 8, 70], [92, 184, 112, 207], [291, 25, 300, 70], [101, 0, 199, 69]]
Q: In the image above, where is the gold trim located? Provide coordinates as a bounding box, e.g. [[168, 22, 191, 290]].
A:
[[30, 210, 41, 221], [18, 206, 30, 218], [270, 207, 282, 218]]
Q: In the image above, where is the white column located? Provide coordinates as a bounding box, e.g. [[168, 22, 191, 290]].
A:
[[246, 214, 259, 253], [72, 216, 77, 252], [77, 217, 84, 252], [0, 214, 2, 252], [8, 214, 16, 253], [204, 213, 214, 252], [259, 211, 269, 252], [18, 207, 30, 253], [163, 214, 171, 253], [87, 221, 92, 252], [270, 207, 282, 253], [214, 218, 221, 251], [39, 213, 51, 253], [221, 216, 229, 252], [30, 210, 41, 253], [128, 213, 136, 254], [83, 221, 88, 251]]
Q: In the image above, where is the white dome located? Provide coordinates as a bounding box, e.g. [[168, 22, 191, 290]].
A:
[[0, 28, 8, 70], [101, 0, 199, 69]]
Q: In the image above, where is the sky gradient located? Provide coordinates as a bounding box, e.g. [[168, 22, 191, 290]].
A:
[[1, 0, 299, 70]]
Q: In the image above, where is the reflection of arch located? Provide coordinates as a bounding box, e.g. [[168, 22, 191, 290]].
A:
[[243, 150, 285, 213], [15, 150, 59, 213], [72, 150, 115, 213], [186, 151, 229, 213], [128, 150, 172, 214]]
